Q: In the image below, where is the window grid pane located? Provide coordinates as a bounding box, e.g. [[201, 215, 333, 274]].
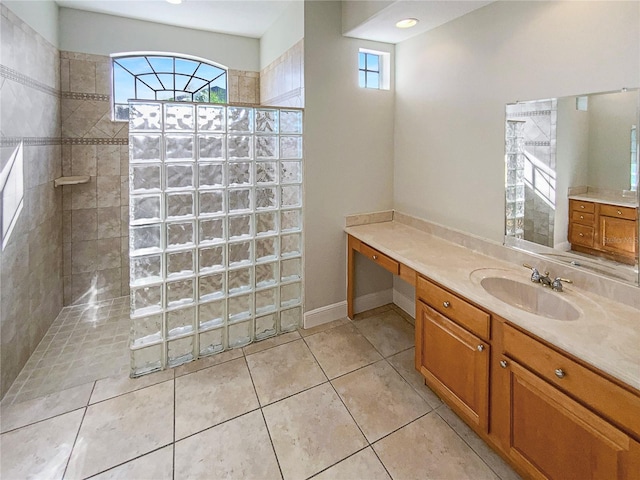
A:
[[358, 52, 381, 89]]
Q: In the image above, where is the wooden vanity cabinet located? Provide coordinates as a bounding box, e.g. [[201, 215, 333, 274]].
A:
[[599, 205, 638, 259]]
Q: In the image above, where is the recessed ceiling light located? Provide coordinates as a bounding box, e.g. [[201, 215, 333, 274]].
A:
[[395, 18, 419, 29], [166, 0, 182, 4]]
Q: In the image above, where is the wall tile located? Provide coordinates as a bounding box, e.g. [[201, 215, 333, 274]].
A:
[[97, 175, 121, 207], [72, 208, 98, 241], [71, 239, 97, 274], [69, 59, 96, 93], [97, 237, 122, 270], [71, 178, 97, 210], [97, 145, 120, 176], [71, 144, 97, 175], [97, 207, 122, 239]]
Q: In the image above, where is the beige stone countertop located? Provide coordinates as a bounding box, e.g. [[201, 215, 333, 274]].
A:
[[345, 221, 640, 391], [569, 192, 638, 208]]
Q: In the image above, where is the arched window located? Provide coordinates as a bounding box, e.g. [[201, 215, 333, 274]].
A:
[[111, 52, 227, 121]]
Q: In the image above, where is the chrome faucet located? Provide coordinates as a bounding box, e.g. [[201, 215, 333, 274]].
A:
[[539, 272, 553, 288], [523, 264, 572, 291], [551, 277, 573, 292], [523, 263, 544, 283]]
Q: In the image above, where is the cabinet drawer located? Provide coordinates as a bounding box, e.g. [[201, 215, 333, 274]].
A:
[[600, 204, 637, 221], [570, 223, 594, 247], [571, 210, 595, 225], [570, 199, 595, 213], [503, 323, 640, 441], [417, 276, 490, 340], [360, 243, 400, 275]]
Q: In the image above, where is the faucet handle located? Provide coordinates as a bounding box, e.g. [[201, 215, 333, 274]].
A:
[[523, 264, 542, 283], [551, 277, 572, 292], [523, 263, 534, 270]]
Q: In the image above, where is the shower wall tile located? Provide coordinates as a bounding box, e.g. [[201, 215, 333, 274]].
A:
[[260, 39, 305, 108], [0, 4, 63, 399], [228, 70, 260, 105]]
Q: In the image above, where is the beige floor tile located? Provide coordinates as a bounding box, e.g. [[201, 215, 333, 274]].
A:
[[246, 339, 327, 405], [0, 409, 84, 480], [173, 349, 243, 377], [313, 447, 391, 480], [353, 309, 414, 357], [263, 383, 367, 480], [299, 318, 350, 337], [91, 446, 174, 480], [90, 369, 174, 404], [304, 323, 382, 379], [353, 304, 392, 320], [437, 405, 522, 480], [65, 381, 174, 479], [1, 382, 93, 433], [373, 412, 499, 480], [174, 410, 281, 480], [243, 331, 301, 355], [174, 357, 259, 440], [387, 347, 443, 409], [389, 303, 416, 325], [332, 360, 431, 442]]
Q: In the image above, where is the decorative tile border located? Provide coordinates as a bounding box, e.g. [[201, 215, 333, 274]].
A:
[[62, 92, 111, 102], [524, 140, 551, 147], [0, 137, 128, 147], [61, 138, 128, 145], [0, 64, 59, 97], [507, 110, 552, 117]]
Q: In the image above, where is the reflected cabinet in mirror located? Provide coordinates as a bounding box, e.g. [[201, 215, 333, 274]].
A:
[[504, 89, 639, 285]]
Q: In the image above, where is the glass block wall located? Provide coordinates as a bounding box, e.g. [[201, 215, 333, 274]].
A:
[[505, 119, 525, 239], [128, 102, 303, 376]]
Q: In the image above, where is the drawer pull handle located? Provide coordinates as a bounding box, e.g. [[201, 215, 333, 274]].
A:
[[372, 255, 378, 260], [579, 233, 584, 237], [477, 344, 485, 352], [500, 360, 508, 368], [580, 205, 585, 209], [580, 215, 584, 219], [555, 368, 565, 379], [443, 301, 451, 308], [617, 210, 622, 215]]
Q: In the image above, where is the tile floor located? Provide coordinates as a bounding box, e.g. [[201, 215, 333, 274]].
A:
[[1, 304, 522, 480]]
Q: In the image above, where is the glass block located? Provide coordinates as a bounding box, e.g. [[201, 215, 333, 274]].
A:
[[228, 214, 252, 239], [130, 135, 161, 163], [131, 344, 162, 376], [281, 282, 301, 307], [256, 236, 278, 263], [197, 105, 225, 132], [199, 190, 224, 216], [280, 306, 301, 332], [255, 136, 278, 159], [165, 135, 194, 161], [166, 192, 194, 219], [131, 284, 163, 316], [199, 135, 225, 160], [280, 110, 303, 134], [167, 335, 194, 367], [166, 163, 194, 190], [199, 327, 224, 355], [167, 221, 195, 249], [256, 211, 277, 236], [228, 188, 251, 212], [228, 106, 253, 133], [167, 306, 195, 338], [199, 245, 225, 272], [229, 240, 252, 267], [130, 254, 162, 286], [130, 195, 162, 224], [228, 136, 252, 159], [131, 224, 162, 255], [130, 164, 161, 193], [129, 103, 162, 131], [255, 313, 277, 340], [131, 314, 163, 347], [280, 136, 302, 159], [280, 161, 302, 184], [199, 217, 224, 245], [199, 163, 224, 188], [256, 187, 277, 210], [166, 278, 194, 308], [256, 262, 277, 288], [165, 104, 195, 131], [228, 162, 252, 186], [281, 209, 302, 232], [166, 250, 194, 278], [228, 294, 252, 323], [199, 272, 225, 301], [228, 320, 252, 348], [281, 257, 301, 282], [228, 267, 252, 294], [281, 185, 302, 208], [281, 233, 302, 257], [256, 161, 277, 184], [256, 109, 278, 133], [256, 288, 277, 315], [199, 299, 225, 331]]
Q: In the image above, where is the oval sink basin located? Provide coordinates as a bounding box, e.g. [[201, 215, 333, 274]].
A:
[[480, 277, 580, 321]]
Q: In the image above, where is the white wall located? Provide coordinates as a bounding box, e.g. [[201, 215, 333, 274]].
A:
[[341, 0, 393, 34], [260, 1, 303, 69], [304, 0, 395, 312], [2, 0, 59, 46], [59, 7, 259, 71], [394, 1, 640, 245]]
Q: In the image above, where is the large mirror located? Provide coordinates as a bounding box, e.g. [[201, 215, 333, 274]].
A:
[[504, 89, 640, 285]]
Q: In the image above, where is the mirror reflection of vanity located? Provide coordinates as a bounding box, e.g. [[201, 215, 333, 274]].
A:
[[504, 89, 640, 285]]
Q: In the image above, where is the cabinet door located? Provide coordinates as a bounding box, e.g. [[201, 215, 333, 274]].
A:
[[599, 215, 638, 257], [505, 360, 639, 480], [416, 301, 489, 431]]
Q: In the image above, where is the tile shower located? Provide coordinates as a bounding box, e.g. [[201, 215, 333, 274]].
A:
[[128, 102, 304, 375]]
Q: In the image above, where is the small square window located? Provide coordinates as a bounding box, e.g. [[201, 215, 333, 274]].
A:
[[359, 52, 380, 89]]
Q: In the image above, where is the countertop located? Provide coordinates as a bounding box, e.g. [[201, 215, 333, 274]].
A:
[[346, 220, 640, 391], [569, 192, 638, 208]]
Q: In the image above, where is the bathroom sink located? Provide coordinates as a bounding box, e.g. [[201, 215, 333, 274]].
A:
[[479, 276, 580, 321]]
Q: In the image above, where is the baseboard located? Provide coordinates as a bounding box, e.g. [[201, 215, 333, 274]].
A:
[[303, 288, 393, 329], [393, 287, 415, 318], [555, 241, 571, 252], [354, 288, 393, 314]]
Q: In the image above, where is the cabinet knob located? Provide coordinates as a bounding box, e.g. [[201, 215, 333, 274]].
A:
[[617, 210, 622, 215], [443, 301, 451, 308], [580, 205, 585, 209], [555, 368, 565, 379], [500, 360, 508, 368], [477, 344, 485, 352], [579, 233, 584, 237], [372, 255, 378, 260], [580, 215, 584, 219]]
